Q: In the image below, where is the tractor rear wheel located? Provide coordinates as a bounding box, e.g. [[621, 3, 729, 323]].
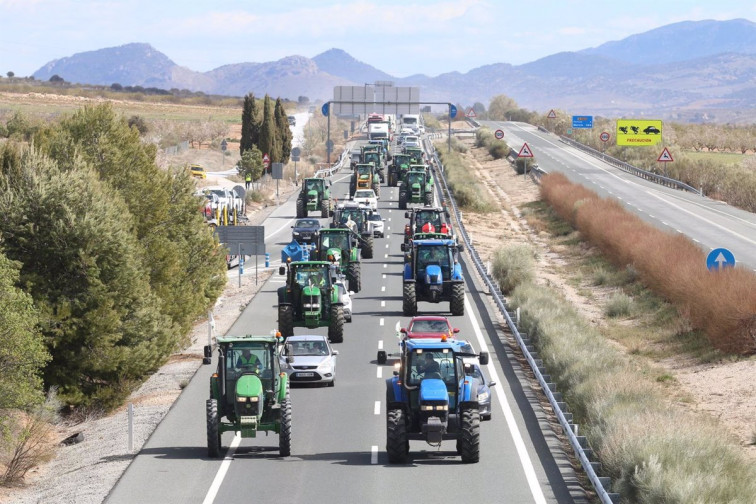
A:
[[450, 283, 465, 316], [328, 305, 345, 343], [424, 191, 433, 206], [402, 282, 417, 316], [206, 399, 221, 458], [347, 262, 361, 293], [458, 407, 480, 463], [361, 236, 374, 259], [389, 172, 397, 187], [278, 304, 294, 337], [320, 199, 329, 218], [399, 191, 407, 210], [279, 388, 292, 457], [386, 408, 409, 463], [296, 198, 305, 218]]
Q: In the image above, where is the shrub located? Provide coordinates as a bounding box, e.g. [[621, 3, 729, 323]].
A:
[[605, 292, 633, 318], [436, 143, 494, 212], [491, 245, 535, 293]]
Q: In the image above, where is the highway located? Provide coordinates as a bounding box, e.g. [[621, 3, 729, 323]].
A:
[[482, 121, 756, 272], [105, 148, 587, 503]]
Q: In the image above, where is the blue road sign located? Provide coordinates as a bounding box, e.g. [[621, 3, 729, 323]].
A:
[[572, 115, 593, 128], [706, 248, 736, 271], [322, 102, 329, 117], [449, 104, 457, 118]]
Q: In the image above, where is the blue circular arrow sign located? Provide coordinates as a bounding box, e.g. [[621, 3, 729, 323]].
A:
[[706, 247, 736, 271], [449, 104, 457, 119], [321, 102, 329, 117]]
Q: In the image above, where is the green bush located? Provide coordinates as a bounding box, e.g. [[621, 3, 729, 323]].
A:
[[605, 292, 633, 318], [491, 245, 535, 294], [436, 145, 494, 212]]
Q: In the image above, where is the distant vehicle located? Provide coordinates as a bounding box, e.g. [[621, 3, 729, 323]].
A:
[[403, 136, 420, 149], [367, 211, 385, 238], [190, 164, 207, 179], [291, 218, 321, 245], [288, 115, 296, 126], [280, 334, 338, 386], [353, 189, 378, 211], [464, 359, 495, 420], [643, 125, 660, 134], [401, 315, 459, 339]]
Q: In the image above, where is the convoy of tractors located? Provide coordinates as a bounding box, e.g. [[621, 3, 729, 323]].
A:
[[203, 112, 490, 465]]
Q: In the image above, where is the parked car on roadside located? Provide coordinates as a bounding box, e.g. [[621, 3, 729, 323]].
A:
[[190, 164, 207, 179]]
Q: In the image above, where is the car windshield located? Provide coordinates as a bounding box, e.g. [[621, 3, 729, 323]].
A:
[[295, 219, 319, 229], [355, 191, 374, 198], [368, 214, 381, 221], [289, 340, 329, 356], [209, 189, 227, 198], [409, 319, 450, 333]]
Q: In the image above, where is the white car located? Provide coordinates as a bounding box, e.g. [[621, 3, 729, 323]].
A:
[[334, 280, 354, 322], [353, 189, 378, 210], [280, 335, 338, 386], [367, 211, 385, 238], [403, 136, 420, 148]]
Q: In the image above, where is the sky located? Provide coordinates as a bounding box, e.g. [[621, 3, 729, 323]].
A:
[[2, 0, 756, 78]]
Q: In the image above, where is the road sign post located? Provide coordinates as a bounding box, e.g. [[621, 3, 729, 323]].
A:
[[220, 139, 227, 167]]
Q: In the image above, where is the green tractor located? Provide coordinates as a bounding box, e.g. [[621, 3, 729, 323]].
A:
[[203, 334, 291, 458], [361, 144, 386, 182], [399, 169, 434, 209], [277, 260, 346, 342], [350, 163, 381, 197], [297, 177, 333, 218], [312, 228, 363, 292], [403, 146, 424, 164], [389, 153, 412, 187], [332, 202, 375, 260]]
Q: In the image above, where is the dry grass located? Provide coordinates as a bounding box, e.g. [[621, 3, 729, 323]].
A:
[[541, 173, 756, 355]]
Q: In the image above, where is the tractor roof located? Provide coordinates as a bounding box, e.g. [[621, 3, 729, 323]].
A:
[[290, 260, 332, 267], [320, 228, 352, 234], [413, 239, 457, 247], [404, 338, 471, 353], [217, 334, 281, 345]]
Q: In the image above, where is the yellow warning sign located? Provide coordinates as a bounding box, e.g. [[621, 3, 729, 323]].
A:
[[616, 120, 662, 146]]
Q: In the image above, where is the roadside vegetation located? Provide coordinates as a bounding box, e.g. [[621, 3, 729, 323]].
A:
[[435, 138, 495, 212]]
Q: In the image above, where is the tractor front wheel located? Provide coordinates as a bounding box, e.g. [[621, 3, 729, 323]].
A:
[[458, 407, 480, 463], [278, 304, 294, 337], [320, 199, 329, 218], [402, 282, 417, 316], [206, 399, 221, 458], [347, 262, 361, 294], [450, 283, 465, 316], [399, 191, 407, 210], [386, 408, 409, 463], [279, 388, 292, 457], [328, 305, 345, 343]]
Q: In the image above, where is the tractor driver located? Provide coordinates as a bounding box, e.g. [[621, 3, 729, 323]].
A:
[[235, 348, 261, 374], [418, 352, 440, 375]]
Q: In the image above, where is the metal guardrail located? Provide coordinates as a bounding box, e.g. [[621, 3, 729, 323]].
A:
[[314, 149, 349, 178], [425, 138, 619, 504], [559, 136, 702, 195]]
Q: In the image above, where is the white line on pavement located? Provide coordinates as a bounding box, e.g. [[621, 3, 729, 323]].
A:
[[377, 367, 382, 379], [378, 340, 383, 350], [381, 286, 386, 292], [371, 446, 378, 464], [464, 296, 547, 504], [379, 318, 384, 326], [202, 434, 242, 504], [381, 300, 386, 307], [374, 401, 381, 415]]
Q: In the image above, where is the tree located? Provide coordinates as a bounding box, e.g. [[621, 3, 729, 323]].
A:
[[240, 93, 260, 156], [238, 146, 264, 182], [298, 96, 310, 105], [111, 83, 123, 91], [49, 74, 64, 83], [128, 115, 148, 135], [472, 102, 487, 119], [257, 95, 276, 169], [274, 98, 292, 163], [487, 95, 519, 121], [6, 71, 14, 80]]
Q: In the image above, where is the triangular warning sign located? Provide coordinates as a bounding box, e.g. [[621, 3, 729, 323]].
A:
[[657, 147, 673, 162], [466, 108, 476, 118], [518, 142, 534, 158], [547, 109, 557, 119]]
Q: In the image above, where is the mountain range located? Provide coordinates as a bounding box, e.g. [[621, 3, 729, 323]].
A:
[[32, 18, 756, 122]]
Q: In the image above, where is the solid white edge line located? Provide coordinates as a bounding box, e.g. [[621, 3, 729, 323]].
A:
[[374, 401, 381, 415], [202, 433, 242, 504], [371, 445, 379, 464], [464, 295, 547, 504]]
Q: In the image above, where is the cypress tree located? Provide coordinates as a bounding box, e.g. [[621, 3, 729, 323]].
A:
[[274, 98, 293, 163], [257, 95, 275, 169], [240, 93, 259, 155]]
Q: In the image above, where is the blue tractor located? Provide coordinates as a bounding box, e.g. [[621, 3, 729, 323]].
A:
[[402, 238, 465, 316], [385, 337, 488, 463]]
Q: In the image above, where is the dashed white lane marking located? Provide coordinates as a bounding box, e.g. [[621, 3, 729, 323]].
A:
[[386, 243, 389, 248], [382, 274, 386, 279], [202, 434, 242, 504], [374, 401, 381, 415], [381, 300, 386, 307], [384, 253, 388, 259], [371, 446, 378, 464], [381, 286, 386, 292], [377, 367, 383, 378], [384, 264, 387, 268], [378, 340, 383, 350], [464, 296, 547, 504], [380, 318, 385, 326]]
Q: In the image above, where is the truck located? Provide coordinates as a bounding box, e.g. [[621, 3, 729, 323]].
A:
[[385, 337, 488, 463], [368, 121, 390, 142], [400, 114, 422, 134]]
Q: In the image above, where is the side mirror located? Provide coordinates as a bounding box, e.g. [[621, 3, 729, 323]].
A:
[[453, 328, 460, 334], [203, 345, 212, 365], [400, 243, 406, 252], [479, 351, 489, 366], [279, 266, 286, 275], [400, 328, 407, 334], [488, 381, 497, 387], [404, 211, 410, 219], [333, 350, 339, 356]]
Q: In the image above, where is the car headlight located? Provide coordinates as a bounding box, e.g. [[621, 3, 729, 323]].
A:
[[303, 303, 320, 310], [293, 231, 300, 236], [237, 396, 259, 403], [477, 391, 490, 402]]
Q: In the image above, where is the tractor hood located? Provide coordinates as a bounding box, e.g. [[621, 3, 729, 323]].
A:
[[302, 285, 322, 297], [236, 373, 263, 398], [425, 264, 443, 284], [419, 378, 448, 403], [307, 190, 318, 200]]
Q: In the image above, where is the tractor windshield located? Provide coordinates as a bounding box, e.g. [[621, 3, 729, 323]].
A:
[[295, 268, 327, 287], [416, 245, 452, 280], [305, 180, 319, 191], [357, 166, 371, 177], [417, 211, 441, 228], [226, 343, 271, 379], [321, 233, 350, 251], [408, 173, 424, 185], [407, 349, 455, 385]]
